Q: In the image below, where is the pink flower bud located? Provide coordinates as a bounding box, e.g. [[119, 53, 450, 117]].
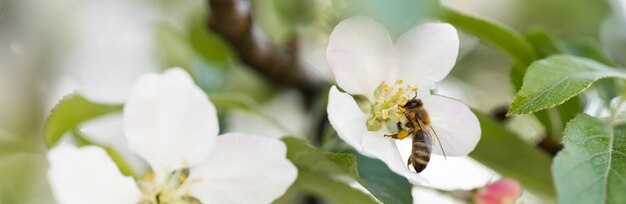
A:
[[475, 178, 522, 204]]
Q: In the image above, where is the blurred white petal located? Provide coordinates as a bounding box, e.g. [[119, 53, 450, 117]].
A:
[[394, 23, 459, 89], [327, 16, 393, 99], [47, 144, 140, 204], [124, 68, 218, 173], [226, 91, 308, 139], [190, 133, 297, 204], [423, 95, 481, 156], [412, 187, 462, 204], [327, 86, 369, 151], [421, 156, 496, 189], [395, 137, 496, 189], [80, 114, 148, 173]]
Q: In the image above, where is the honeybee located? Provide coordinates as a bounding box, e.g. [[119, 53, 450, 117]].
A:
[[385, 98, 446, 173]]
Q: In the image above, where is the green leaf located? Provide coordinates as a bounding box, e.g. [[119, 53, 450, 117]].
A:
[[278, 137, 378, 204], [440, 8, 538, 67], [0, 153, 53, 203], [319, 130, 413, 204], [156, 23, 196, 69], [510, 63, 526, 92], [283, 171, 377, 204], [553, 114, 626, 204], [71, 129, 137, 178], [523, 30, 589, 139], [44, 94, 123, 148], [187, 11, 233, 64], [351, 150, 413, 204], [273, 0, 317, 26], [554, 97, 583, 137], [254, 0, 294, 45], [561, 40, 614, 66], [509, 55, 626, 115], [470, 110, 555, 197], [282, 137, 362, 182], [525, 29, 563, 57]]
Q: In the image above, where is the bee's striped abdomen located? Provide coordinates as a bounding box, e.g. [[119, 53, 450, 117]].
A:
[[408, 130, 432, 173]]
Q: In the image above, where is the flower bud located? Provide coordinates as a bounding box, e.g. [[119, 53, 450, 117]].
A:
[[475, 178, 522, 204]]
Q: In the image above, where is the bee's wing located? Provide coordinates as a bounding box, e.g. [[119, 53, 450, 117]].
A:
[[416, 118, 447, 159], [422, 95, 481, 157]]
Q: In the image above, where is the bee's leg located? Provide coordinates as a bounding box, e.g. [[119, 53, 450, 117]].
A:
[[396, 122, 403, 131], [405, 122, 413, 128], [407, 155, 414, 169], [384, 130, 410, 140]]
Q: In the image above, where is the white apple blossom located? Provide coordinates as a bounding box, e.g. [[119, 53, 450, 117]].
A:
[[47, 68, 297, 204], [326, 16, 481, 184]]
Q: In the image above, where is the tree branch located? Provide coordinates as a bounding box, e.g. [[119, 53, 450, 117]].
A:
[[206, 0, 322, 95]]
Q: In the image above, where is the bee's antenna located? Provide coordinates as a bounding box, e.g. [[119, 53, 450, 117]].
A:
[[412, 91, 418, 99]]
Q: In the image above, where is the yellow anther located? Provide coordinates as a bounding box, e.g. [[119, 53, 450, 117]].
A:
[[143, 172, 155, 181], [178, 174, 187, 182], [397, 87, 405, 93], [190, 177, 204, 184], [368, 80, 420, 132], [382, 82, 392, 91]]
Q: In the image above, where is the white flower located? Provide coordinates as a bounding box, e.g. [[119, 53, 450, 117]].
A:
[[47, 68, 297, 204], [326, 16, 481, 184]]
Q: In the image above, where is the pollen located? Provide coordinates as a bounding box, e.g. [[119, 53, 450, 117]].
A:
[[138, 168, 202, 204], [178, 174, 187, 182], [143, 172, 155, 181], [190, 177, 204, 184], [367, 80, 418, 131]]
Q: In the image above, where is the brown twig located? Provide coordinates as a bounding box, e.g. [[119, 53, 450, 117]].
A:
[[206, 0, 322, 96], [537, 134, 563, 156]]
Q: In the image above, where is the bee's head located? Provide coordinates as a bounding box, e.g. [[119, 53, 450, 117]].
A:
[[403, 99, 423, 109]]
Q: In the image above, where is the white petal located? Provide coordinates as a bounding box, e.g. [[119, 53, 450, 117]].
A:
[[261, 91, 310, 137], [190, 133, 297, 204], [47, 144, 140, 204], [422, 95, 480, 156], [412, 187, 462, 204], [394, 23, 459, 88], [362, 130, 426, 184], [226, 109, 287, 139], [124, 68, 218, 173], [327, 86, 369, 152], [80, 114, 148, 173], [226, 91, 308, 139], [327, 16, 394, 99], [419, 156, 496, 190]]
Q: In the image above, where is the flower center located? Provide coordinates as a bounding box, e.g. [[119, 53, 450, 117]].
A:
[[138, 168, 203, 204], [366, 80, 417, 131]]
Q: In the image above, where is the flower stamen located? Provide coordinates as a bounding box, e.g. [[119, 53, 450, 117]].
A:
[[138, 167, 202, 204], [366, 81, 418, 131]]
